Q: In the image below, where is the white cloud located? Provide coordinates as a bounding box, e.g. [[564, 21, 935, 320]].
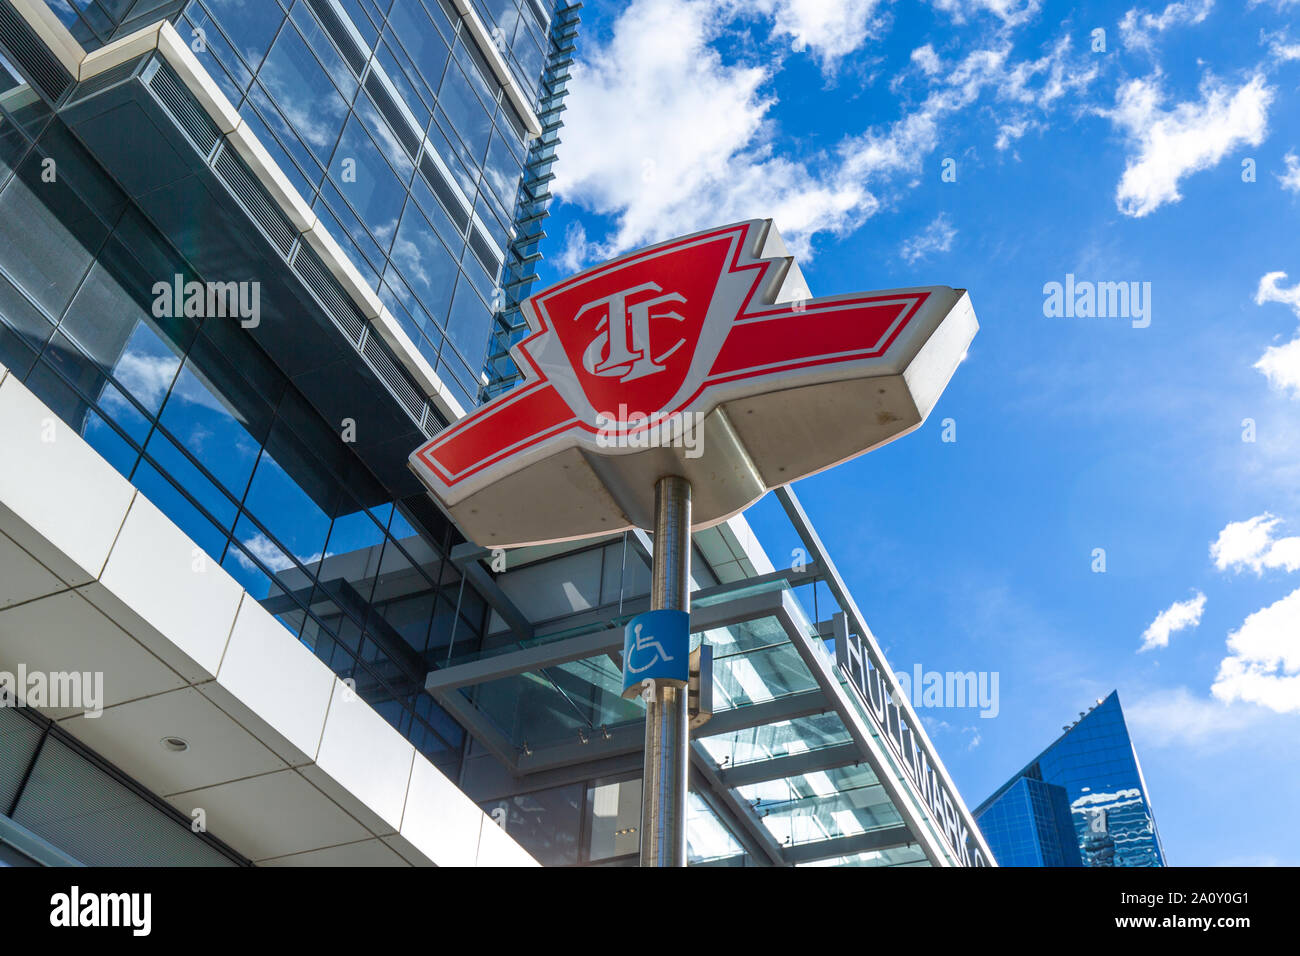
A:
[[1255, 272, 1300, 314], [555, 221, 594, 275], [837, 34, 1096, 176], [232, 532, 327, 575], [752, 0, 888, 66], [1211, 513, 1300, 574], [1280, 153, 1300, 193], [555, 2, 1097, 268], [1212, 586, 1300, 713], [555, 0, 874, 264], [995, 119, 1031, 151], [1106, 72, 1273, 217], [911, 44, 943, 76], [1262, 29, 1300, 63], [1255, 339, 1300, 396], [1119, 0, 1214, 52], [899, 213, 957, 263], [1253, 273, 1300, 397], [1139, 590, 1206, 651], [1126, 686, 1265, 747], [107, 351, 179, 410], [928, 0, 1043, 27]]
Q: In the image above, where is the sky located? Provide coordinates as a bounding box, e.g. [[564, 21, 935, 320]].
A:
[[534, 0, 1300, 866]]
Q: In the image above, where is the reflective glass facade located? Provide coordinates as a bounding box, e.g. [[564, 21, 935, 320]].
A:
[[0, 97, 482, 775], [42, 0, 543, 410], [975, 691, 1165, 867], [975, 776, 1081, 867], [179, 0, 534, 412]]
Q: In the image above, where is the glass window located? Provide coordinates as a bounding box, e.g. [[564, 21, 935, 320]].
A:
[[241, 428, 336, 569], [515, 30, 545, 92], [739, 764, 901, 847], [699, 713, 853, 768], [386, 0, 451, 93], [483, 784, 582, 866], [238, 98, 321, 200], [313, 193, 384, 283], [0, 271, 55, 375], [199, 0, 287, 74], [144, 430, 240, 530], [687, 791, 745, 864], [437, 362, 475, 411], [369, 585, 436, 658], [353, 88, 416, 179], [482, 127, 522, 208], [157, 334, 275, 501], [408, 163, 466, 252], [337, 0, 380, 46], [437, 63, 493, 164], [0, 157, 109, 318], [445, 281, 491, 369], [452, 34, 501, 110], [374, 40, 432, 132], [290, 0, 359, 101], [329, 114, 407, 247], [36, 340, 149, 452], [257, 25, 350, 163], [0, 320, 37, 379], [426, 114, 478, 199], [23, 358, 141, 479], [183, 6, 256, 101], [460, 235, 501, 302], [390, 205, 458, 323], [417, 0, 458, 43], [0, 97, 34, 189], [317, 502, 387, 606], [60, 261, 192, 416], [586, 779, 641, 862]]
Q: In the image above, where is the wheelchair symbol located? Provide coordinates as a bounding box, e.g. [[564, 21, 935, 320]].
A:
[[625, 622, 675, 674]]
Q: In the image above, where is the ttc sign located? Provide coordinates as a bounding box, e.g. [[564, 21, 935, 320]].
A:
[[410, 219, 978, 548]]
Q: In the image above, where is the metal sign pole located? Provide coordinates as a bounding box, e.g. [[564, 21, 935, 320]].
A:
[[640, 474, 691, 867]]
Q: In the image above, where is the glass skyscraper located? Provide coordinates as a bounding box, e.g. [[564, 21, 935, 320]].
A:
[[0, 0, 989, 867], [974, 691, 1165, 867]]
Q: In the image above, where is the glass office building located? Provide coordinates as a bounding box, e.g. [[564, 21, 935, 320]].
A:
[[0, 0, 989, 866], [974, 691, 1165, 867], [974, 776, 1081, 867]]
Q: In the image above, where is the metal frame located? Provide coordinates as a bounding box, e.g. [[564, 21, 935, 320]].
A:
[[776, 485, 996, 867], [782, 825, 915, 865], [717, 743, 861, 789], [434, 574, 971, 866], [424, 487, 991, 868]]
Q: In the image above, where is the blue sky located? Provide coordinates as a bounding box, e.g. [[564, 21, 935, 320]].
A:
[[536, 0, 1300, 865]]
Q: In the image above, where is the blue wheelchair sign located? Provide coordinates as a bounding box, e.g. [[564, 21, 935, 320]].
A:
[[621, 609, 690, 697]]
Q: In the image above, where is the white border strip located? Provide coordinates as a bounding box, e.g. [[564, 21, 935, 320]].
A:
[[448, 0, 544, 138]]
